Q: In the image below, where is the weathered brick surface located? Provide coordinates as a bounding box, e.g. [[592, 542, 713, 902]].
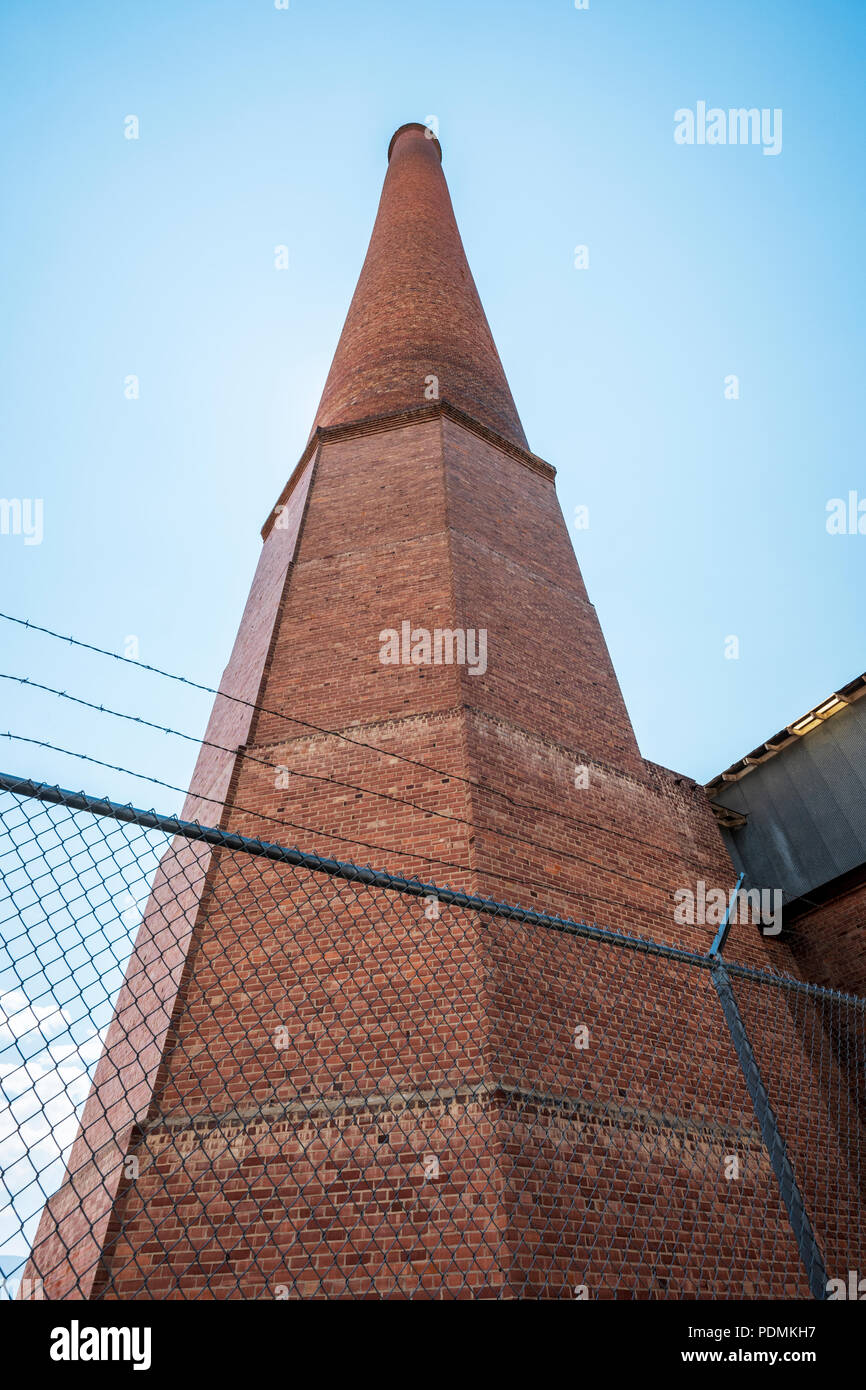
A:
[[785, 880, 866, 998], [311, 124, 528, 451], [24, 458, 315, 1299], [88, 409, 829, 1299], [27, 125, 861, 1299]]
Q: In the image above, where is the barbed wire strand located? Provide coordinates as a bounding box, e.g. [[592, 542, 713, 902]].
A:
[[0, 610, 719, 870], [1, 731, 649, 919], [0, 672, 681, 900]]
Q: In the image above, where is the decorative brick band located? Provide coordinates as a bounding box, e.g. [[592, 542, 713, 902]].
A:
[[261, 399, 555, 540], [138, 1079, 761, 1148]]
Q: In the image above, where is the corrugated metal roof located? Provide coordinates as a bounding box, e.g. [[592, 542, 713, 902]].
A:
[[706, 674, 866, 793], [709, 694, 866, 901]]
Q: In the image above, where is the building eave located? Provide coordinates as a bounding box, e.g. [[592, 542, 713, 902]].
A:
[[705, 672, 866, 802]]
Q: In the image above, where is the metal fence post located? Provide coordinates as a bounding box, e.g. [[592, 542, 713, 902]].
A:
[[709, 959, 828, 1299]]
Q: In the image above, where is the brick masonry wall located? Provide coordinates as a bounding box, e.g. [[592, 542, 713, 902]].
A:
[[65, 411, 844, 1300], [785, 880, 866, 998], [24, 457, 316, 1299], [26, 111, 860, 1298]]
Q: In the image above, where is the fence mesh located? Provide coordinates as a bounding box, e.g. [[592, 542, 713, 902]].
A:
[[0, 778, 863, 1300]]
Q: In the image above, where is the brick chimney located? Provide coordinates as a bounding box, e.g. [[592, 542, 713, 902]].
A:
[[26, 124, 813, 1301], [311, 122, 528, 449]]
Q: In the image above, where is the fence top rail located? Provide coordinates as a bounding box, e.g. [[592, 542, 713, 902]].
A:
[[2, 771, 865, 1009], [721, 955, 866, 1006]]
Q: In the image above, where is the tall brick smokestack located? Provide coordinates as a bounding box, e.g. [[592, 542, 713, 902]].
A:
[[312, 122, 528, 449], [25, 124, 827, 1301]]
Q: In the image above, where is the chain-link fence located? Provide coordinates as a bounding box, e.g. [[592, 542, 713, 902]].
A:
[[1, 773, 863, 1300]]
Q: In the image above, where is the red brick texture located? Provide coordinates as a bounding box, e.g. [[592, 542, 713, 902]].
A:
[[23, 460, 315, 1299], [311, 124, 528, 452], [25, 128, 861, 1300], [47, 406, 836, 1300], [785, 879, 866, 998]]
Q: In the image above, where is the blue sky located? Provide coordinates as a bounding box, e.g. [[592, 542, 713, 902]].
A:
[[1, 0, 864, 809]]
